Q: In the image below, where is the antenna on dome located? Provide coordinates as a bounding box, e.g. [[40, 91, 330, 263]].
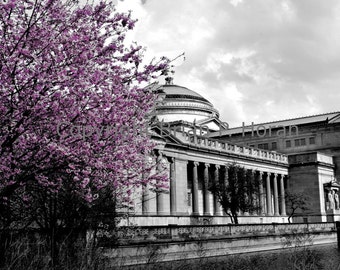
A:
[[164, 52, 184, 85]]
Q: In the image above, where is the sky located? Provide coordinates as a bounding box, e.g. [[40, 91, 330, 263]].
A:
[[115, 0, 340, 127]]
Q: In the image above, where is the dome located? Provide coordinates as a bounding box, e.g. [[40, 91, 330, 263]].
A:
[[155, 82, 219, 123]]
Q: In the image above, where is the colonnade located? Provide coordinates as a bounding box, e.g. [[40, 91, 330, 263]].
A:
[[141, 153, 287, 217], [141, 153, 177, 216], [190, 161, 287, 216]]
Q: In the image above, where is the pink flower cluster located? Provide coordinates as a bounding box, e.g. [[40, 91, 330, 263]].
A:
[[0, 0, 170, 205]]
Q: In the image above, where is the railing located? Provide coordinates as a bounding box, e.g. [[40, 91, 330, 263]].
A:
[[156, 123, 288, 164], [289, 152, 333, 165], [177, 133, 288, 164], [113, 222, 335, 243]]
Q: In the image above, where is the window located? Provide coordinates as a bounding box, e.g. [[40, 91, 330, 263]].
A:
[[286, 140, 291, 148], [309, 137, 316, 145], [257, 143, 269, 150], [249, 144, 255, 148], [272, 142, 277, 150], [295, 138, 307, 147]]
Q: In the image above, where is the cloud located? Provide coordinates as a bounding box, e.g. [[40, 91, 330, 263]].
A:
[[116, 0, 340, 126]]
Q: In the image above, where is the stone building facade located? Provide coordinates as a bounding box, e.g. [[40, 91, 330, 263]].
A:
[[128, 82, 290, 226], [209, 110, 340, 222], [126, 81, 340, 225]]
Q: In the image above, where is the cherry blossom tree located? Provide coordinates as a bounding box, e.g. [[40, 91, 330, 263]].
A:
[[0, 0, 171, 266], [0, 0, 169, 228]]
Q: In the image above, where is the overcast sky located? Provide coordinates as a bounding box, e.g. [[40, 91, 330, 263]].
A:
[[115, 0, 340, 127]]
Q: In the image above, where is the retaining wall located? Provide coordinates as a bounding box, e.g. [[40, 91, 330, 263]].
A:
[[100, 222, 337, 267]]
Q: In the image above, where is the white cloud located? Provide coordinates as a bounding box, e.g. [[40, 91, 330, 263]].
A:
[[115, 0, 340, 125], [230, 0, 243, 7]]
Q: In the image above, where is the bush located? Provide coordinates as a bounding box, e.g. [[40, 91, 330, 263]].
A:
[[0, 231, 107, 270]]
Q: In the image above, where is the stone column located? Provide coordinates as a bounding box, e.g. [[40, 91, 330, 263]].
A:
[[156, 152, 166, 215], [266, 172, 272, 215], [224, 166, 229, 188], [192, 161, 199, 215], [142, 182, 150, 215], [280, 174, 287, 215], [169, 157, 177, 215], [250, 169, 258, 216], [174, 158, 188, 215], [204, 163, 211, 215], [273, 173, 279, 216], [249, 169, 254, 214], [223, 166, 229, 216], [258, 171, 265, 215], [133, 183, 143, 214], [143, 156, 157, 215], [214, 165, 221, 216]]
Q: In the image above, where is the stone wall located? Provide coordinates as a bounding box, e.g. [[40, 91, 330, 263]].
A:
[[101, 222, 336, 267], [288, 152, 335, 222]]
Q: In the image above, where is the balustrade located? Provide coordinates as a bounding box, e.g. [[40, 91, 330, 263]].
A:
[[113, 223, 336, 243], [181, 134, 287, 164]]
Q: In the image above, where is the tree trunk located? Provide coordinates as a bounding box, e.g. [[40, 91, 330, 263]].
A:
[[226, 213, 234, 224], [288, 209, 295, 223], [49, 194, 58, 268], [231, 211, 239, 224]]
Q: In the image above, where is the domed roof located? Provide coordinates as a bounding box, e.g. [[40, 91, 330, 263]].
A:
[[155, 81, 219, 123], [161, 84, 212, 104]]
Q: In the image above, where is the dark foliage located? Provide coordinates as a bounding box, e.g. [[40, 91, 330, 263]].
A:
[[209, 163, 261, 224]]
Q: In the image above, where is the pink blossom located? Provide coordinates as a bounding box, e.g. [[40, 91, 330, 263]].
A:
[[0, 0, 170, 208]]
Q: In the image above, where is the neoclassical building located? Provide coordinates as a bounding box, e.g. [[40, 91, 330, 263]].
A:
[[128, 80, 291, 225], [127, 80, 340, 225], [209, 111, 340, 222]]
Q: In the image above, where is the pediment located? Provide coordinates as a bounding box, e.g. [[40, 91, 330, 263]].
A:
[[329, 113, 340, 123], [196, 117, 228, 131], [150, 124, 186, 145]]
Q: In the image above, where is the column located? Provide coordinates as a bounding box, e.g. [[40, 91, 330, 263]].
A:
[[143, 156, 157, 215], [223, 166, 229, 216], [133, 183, 143, 214], [174, 158, 188, 215], [142, 183, 150, 215], [280, 174, 287, 215], [266, 172, 272, 215], [156, 152, 166, 215], [273, 173, 279, 216], [224, 166, 229, 188], [251, 169, 258, 215], [214, 165, 221, 216], [249, 169, 254, 215], [169, 157, 177, 215], [258, 171, 265, 215], [192, 161, 199, 215], [203, 163, 211, 215]]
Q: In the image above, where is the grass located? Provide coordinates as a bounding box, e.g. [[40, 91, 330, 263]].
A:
[[1, 232, 340, 270], [124, 244, 340, 270]]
